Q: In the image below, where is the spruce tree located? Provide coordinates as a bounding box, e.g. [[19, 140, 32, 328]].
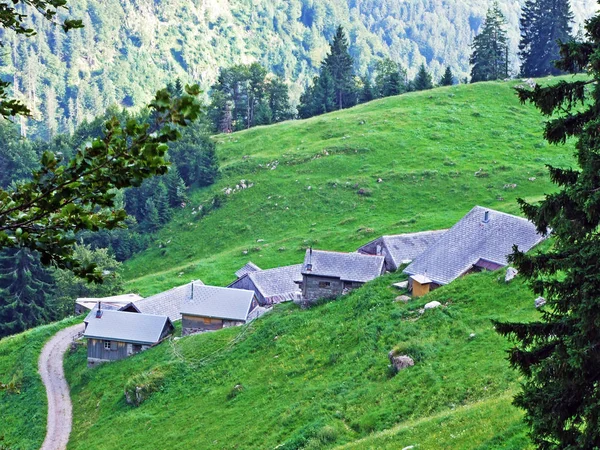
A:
[[413, 64, 433, 91], [359, 77, 375, 103], [0, 248, 53, 337], [374, 58, 406, 97], [494, 6, 600, 447], [322, 26, 356, 110], [440, 66, 454, 86], [519, 0, 573, 77], [470, 3, 510, 82]]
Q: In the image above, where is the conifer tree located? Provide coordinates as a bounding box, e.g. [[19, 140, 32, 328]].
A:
[[519, 0, 573, 77], [413, 64, 433, 91], [322, 26, 356, 110], [0, 248, 53, 337], [359, 77, 375, 103], [494, 5, 600, 447], [470, 3, 510, 82], [374, 58, 406, 97], [440, 66, 455, 86]]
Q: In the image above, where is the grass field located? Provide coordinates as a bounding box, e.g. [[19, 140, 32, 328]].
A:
[[65, 270, 538, 449], [122, 77, 576, 295], [0, 316, 81, 450]]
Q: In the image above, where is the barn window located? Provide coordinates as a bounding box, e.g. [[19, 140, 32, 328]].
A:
[[318, 281, 331, 288], [103, 340, 111, 350]]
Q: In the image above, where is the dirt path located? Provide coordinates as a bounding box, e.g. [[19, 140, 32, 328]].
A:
[[38, 323, 85, 450]]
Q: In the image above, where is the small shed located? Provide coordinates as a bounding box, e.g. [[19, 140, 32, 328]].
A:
[[409, 274, 432, 297], [180, 285, 259, 335], [298, 249, 385, 302], [83, 309, 173, 367], [357, 230, 447, 271]]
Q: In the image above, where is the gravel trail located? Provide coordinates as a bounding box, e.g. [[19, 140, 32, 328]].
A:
[[38, 323, 85, 450]]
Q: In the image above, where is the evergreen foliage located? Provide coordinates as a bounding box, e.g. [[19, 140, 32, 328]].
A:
[[470, 4, 510, 82], [209, 63, 291, 132], [374, 58, 407, 97], [413, 64, 434, 91], [494, 5, 600, 447], [440, 66, 455, 86], [519, 0, 574, 77], [0, 248, 53, 338], [322, 26, 357, 110]]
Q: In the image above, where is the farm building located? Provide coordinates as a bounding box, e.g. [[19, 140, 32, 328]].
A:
[[297, 249, 385, 302], [83, 301, 141, 329], [83, 309, 173, 367], [357, 230, 448, 271], [74, 293, 143, 315], [180, 285, 260, 335], [235, 261, 261, 279], [404, 206, 546, 296], [229, 263, 302, 305], [134, 280, 204, 322]]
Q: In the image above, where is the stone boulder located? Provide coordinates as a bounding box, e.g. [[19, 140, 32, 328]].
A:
[[535, 297, 546, 308], [505, 267, 518, 283], [424, 301, 442, 310], [395, 295, 411, 303], [388, 352, 415, 372]]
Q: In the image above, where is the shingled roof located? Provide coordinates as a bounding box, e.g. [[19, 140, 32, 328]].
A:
[[301, 249, 385, 283], [404, 206, 546, 285], [135, 280, 204, 322], [357, 230, 448, 271], [229, 264, 302, 305], [180, 285, 256, 321], [235, 261, 261, 279], [84, 310, 172, 345]]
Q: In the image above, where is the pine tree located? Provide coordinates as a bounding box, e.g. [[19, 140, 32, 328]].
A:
[[154, 181, 171, 225], [470, 3, 510, 82], [413, 64, 433, 91], [440, 66, 455, 86], [374, 58, 406, 97], [164, 166, 187, 207], [359, 77, 375, 103], [0, 248, 53, 337], [519, 0, 573, 77], [141, 198, 160, 233], [494, 7, 600, 447], [322, 26, 356, 110]]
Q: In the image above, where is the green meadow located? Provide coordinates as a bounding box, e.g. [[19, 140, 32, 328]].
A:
[[122, 77, 575, 295], [64, 271, 537, 449]]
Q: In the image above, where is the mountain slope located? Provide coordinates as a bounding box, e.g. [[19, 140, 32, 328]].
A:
[[123, 78, 575, 295], [5, 0, 596, 136], [64, 270, 537, 449]]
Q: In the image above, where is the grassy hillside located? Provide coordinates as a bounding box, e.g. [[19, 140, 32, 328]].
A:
[[123, 78, 575, 296], [65, 270, 537, 449], [0, 317, 81, 450]]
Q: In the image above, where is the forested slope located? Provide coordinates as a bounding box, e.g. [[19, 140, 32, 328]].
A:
[[3, 0, 595, 137]]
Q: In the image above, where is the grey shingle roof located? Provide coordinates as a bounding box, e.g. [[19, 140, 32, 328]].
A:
[[358, 230, 447, 270], [181, 285, 256, 321], [83, 302, 140, 324], [84, 310, 171, 345], [235, 261, 261, 279], [135, 280, 204, 322], [301, 249, 385, 283], [404, 206, 546, 285], [249, 264, 302, 303]]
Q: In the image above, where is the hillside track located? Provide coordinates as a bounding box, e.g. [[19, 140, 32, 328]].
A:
[[39, 323, 85, 450]]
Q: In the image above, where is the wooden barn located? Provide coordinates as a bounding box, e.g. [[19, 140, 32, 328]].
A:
[[180, 285, 260, 336], [357, 230, 447, 271], [297, 249, 385, 302], [229, 263, 302, 306], [404, 206, 546, 296], [83, 309, 173, 367]]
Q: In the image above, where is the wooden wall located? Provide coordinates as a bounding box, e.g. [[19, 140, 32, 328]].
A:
[[182, 314, 245, 335]]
